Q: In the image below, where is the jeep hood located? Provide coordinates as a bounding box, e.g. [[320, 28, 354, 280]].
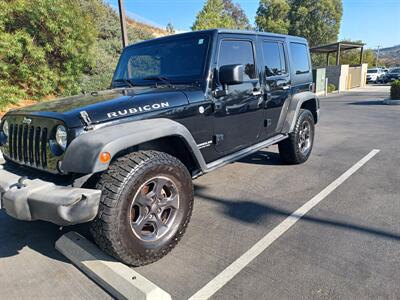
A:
[[6, 88, 191, 127]]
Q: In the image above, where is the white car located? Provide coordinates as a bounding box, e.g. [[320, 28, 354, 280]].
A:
[[366, 68, 385, 83]]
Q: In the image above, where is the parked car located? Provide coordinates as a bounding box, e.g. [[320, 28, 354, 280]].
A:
[[0, 29, 319, 266], [366, 68, 385, 83], [382, 68, 400, 83]]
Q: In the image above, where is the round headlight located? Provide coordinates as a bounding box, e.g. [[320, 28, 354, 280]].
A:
[[55, 125, 67, 150], [2, 120, 9, 137]]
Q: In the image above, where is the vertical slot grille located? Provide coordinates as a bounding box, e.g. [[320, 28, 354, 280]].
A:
[[28, 126, 34, 164], [12, 124, 18, 160], [22, 125, 28, 162], [8, 124, 14, 158], [17, 124, 23, 161], [41, 128, 47, 168], [34, 127, 41, 166], [7, 122, 48, 169]]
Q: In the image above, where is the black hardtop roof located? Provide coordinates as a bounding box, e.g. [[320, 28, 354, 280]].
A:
[[212, 29, 307, 42], [126, 29, 308, 49]]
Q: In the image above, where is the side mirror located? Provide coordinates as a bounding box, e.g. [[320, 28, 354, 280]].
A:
[[219, 64, 244, 85]]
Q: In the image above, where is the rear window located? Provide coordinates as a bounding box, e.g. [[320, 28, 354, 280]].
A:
[[262, 41, 287, 77], [289, 42, 310, 75]]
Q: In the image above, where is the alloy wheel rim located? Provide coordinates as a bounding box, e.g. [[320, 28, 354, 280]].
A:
[[130, 176, 179, 242], [298, 120, 312, 155]]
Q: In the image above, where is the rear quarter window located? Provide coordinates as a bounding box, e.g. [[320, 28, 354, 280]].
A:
[[289, 42, 310, 75]]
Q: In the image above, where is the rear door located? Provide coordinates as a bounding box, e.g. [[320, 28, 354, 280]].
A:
[[261, 39, 291, 137]]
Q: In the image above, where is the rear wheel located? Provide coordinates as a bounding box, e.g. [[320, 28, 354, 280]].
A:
[[278, 109, 315, 164], [90, 150, 193, 266]]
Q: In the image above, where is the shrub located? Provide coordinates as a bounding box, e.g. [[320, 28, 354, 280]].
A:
[[390, 80, 400, 100], [0, 0, 97, 104], [0, 0, 155, 109], [0, 80, 26, 110], [327, 83, 336, 93]]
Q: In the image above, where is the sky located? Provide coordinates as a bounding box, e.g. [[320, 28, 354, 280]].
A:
[[105, 0, 400, 49]]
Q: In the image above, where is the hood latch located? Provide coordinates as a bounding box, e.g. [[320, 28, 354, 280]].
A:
[[79, 111, 94, 131]]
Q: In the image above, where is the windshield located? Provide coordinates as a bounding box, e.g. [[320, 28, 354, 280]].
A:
[[112, 35, 210, 87], [367, 69, 378, 73], [390, 68, 400, 73]]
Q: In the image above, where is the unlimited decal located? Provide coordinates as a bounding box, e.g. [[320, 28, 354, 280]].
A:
[[107, 102, 170, 118]]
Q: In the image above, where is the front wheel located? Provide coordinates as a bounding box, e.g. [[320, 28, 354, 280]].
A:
[[278, 109, 315, 164], [90, 150, 193, 266]]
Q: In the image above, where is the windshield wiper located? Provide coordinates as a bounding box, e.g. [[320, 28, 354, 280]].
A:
[[143, 76, 175, 88], [113, 78, 135, 88]]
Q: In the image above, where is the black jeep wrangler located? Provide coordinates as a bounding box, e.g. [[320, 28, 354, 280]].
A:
[[0, 29, 319, 266]]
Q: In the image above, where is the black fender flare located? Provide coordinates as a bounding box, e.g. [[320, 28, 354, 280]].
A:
[[62, 118, 207, 174], [281, 91, 320, 133]]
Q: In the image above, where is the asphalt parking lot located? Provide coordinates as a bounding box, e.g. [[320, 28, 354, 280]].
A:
[[0, 85, 399, 299]]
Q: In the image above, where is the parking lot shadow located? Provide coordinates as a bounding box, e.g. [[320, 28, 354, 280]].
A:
[[194, 186, 400, 242], [0, 211, 92, 261], [238, 150, 285, 166], [348, 100, 385, 106]]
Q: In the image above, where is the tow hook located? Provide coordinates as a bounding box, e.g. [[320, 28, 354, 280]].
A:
[[10, 176, 28, 189], [17, 176, 28, 188]]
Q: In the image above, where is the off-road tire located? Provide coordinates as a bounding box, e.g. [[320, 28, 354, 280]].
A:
[[278, 109, 315, 164], [90, 150, 193, 266]]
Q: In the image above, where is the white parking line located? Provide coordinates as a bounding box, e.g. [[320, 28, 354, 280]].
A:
[[189, 149, 380, 300]]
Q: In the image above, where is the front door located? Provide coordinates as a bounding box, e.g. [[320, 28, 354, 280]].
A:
[[261, 39, 291, 137], [212, 37, 264, 154]]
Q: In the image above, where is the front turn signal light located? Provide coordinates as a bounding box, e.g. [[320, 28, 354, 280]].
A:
[[99, 152, 111, 164]]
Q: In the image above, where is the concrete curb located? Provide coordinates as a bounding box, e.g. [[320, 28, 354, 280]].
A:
[[55, 232, 171, 300], [383, 98, 400, 105]]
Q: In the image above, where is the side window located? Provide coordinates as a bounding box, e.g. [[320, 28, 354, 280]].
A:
[[262, 41, 287, 77], [290, 42, 310, 74], [218, 40, 256, 81]]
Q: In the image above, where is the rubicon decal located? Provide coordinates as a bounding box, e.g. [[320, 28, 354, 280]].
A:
[[197, 140, 213, 149], [107, 102, 170, 118]]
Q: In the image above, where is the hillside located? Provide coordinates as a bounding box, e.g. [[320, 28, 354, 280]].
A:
[[127, 19, 168, 38], [376, 45, 400, 67]]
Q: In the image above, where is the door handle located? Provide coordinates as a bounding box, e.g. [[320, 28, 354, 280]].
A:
[[225, 103, 248, 114], [252, 89, 263, 96]]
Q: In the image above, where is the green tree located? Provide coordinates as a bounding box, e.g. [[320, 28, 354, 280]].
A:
[[288, 0, 343, 47], [223, 0, 252, 30], [255, 0, 290, 34], [192, 0, 235, 30], [77, 0, 153, 93], [340, 48, 376, 66], [0, 0, 97, 107]]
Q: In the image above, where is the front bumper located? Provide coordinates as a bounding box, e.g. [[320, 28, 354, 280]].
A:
[[0, 163, 101, 226]]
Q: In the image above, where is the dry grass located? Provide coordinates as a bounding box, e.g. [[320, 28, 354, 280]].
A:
[[0, 99, 39, 117]]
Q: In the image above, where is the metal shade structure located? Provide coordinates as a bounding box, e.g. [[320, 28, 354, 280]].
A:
[[310, 41, 365, 66]]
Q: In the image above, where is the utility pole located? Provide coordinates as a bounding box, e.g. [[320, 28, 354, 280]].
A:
[[118, 0, 128, 48], [376, 45, 381, 67]]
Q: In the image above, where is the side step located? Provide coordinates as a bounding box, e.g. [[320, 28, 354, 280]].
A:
[[204, 134, 287, 173]]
